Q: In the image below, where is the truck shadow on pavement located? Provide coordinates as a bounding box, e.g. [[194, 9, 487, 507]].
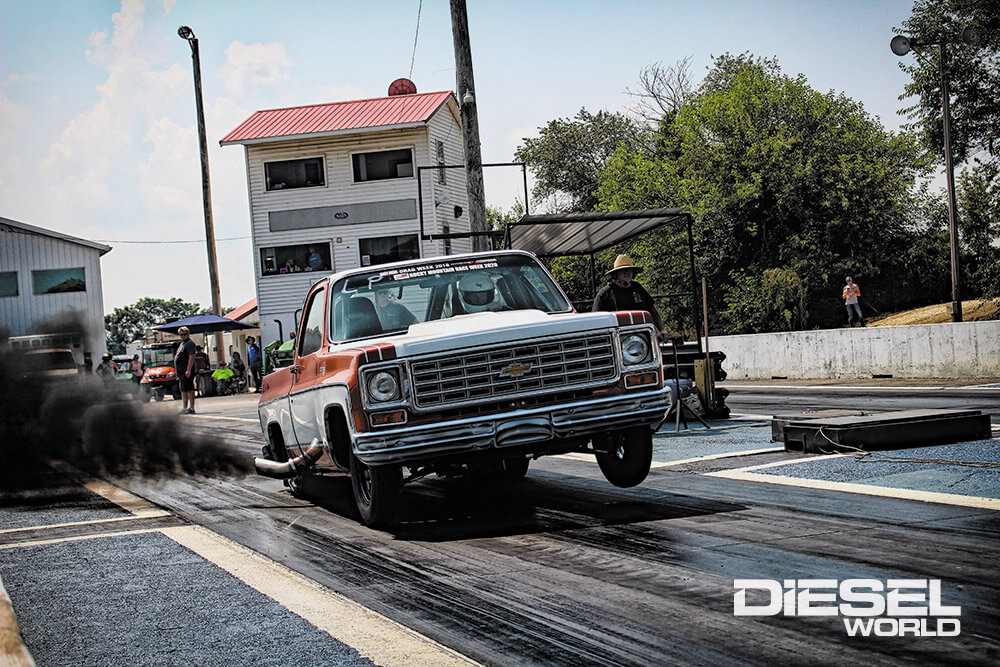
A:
[[298, 470, 746, 542]]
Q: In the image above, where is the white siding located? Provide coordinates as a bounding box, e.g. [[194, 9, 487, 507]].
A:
[[238, 102, 469, 346], [0, 223, 108, 366], [425, 109, 473, 256]]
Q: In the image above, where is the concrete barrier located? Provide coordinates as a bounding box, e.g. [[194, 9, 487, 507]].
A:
[[708, 321, 1000, 379]]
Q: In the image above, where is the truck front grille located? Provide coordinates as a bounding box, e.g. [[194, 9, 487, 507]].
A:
[[411, 333, 617, 408]]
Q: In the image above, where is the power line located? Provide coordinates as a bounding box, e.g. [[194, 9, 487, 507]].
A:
[[408, 0, 423, 79], [95, 236, 249, 245]]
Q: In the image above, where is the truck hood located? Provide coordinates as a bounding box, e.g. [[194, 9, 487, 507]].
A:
[[365, 309, 621, 358]]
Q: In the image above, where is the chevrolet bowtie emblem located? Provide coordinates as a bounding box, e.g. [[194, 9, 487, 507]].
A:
[[498, 363, 532, 379]]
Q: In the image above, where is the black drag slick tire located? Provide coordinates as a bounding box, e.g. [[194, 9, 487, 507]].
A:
[[350, 454, 401, 528], [501, 455, 530, 479], [594, 426, 653, 488]]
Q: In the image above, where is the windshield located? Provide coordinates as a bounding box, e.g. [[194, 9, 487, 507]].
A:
[[329, 254, 571, 342], [24, 350, 77, 371], [142, 345, 177, 367]]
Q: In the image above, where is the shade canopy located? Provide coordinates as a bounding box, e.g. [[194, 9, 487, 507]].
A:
[[153, 313, 257, 335], [506, 208, 692, 257]]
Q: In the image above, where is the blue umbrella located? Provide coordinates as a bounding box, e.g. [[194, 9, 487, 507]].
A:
[[153, 313, 256, 334]]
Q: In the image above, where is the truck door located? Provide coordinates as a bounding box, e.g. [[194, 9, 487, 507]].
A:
[[289, 285, 328, 448]]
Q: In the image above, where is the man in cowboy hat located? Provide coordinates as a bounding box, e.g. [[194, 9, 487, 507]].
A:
[[592, 254, 665, 335]]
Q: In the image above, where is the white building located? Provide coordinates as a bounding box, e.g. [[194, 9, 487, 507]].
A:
[[221, 87, 471, 346], [0, 216, 111, 368]]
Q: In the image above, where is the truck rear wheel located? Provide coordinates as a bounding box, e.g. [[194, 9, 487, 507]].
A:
[[350, 455, 401, 528], [594, 426, 653, 488]]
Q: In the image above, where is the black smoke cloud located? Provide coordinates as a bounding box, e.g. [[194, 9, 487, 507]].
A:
[[0, 348, 252, 491]]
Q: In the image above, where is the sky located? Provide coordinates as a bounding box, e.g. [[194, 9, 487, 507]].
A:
[[0, 0, 921, 314]]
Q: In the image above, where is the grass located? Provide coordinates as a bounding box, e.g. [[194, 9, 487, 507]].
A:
[[867, 298, 1000, 326]]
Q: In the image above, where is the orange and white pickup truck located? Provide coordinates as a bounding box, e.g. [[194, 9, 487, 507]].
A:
[[255, 250, 672, 527]]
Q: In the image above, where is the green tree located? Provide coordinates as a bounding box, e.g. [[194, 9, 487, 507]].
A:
[[896, 0, 1000, 174], [722, 268, 808, 333], [597, 54, 928, 331], [958, 165, 1000, 296], [105, 297, 201, 354], [514, 109, 644, 212]]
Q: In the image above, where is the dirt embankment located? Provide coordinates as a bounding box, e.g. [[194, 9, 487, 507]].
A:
[[867, 298, 1000, 327]]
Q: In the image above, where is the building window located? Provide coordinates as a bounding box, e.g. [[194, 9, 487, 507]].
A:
[[0, 271, 17, 297], [352, 148, 413, 182], [32, 268, 85, 294], [441, 224, 452, 256], [265, 157, 325, 191], [436, 140, 447, 185], [260, 243, 332, 276], [359, 235, 419, 266]]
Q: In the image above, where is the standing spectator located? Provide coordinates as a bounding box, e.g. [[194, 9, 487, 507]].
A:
[[592, 255, 666, 336], [130, 354, 144, 386], [842, 276, 864, 327], [246, 336, 263, 392], [175, 326, 198, 414], [95, 353, 117, 383], [307, 246, 323, 271], [193, 344, 211, 396]]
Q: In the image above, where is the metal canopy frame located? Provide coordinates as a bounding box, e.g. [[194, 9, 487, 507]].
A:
[[505, 208, 701, 344]]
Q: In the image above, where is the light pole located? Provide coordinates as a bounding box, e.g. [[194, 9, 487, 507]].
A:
[[891, 27, 979, 323], [178, 25, 225, 360]]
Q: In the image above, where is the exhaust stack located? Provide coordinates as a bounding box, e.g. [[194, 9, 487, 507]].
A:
[[254, 441, 324, 479]]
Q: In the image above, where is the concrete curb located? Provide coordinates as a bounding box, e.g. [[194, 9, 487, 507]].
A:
[[0, 576, 35, 667]]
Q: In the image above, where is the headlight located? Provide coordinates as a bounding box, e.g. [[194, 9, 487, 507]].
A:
[[621, 333, 652, 365], [366, 370, 400, 402]]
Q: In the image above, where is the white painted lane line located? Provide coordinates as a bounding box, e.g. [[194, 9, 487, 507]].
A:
[[162, 525, 478, 667], [0, 528, 165, 550], [706, 469, 1000, 511], [192, 415, 259, 423], [554, 453, 593, 463], [45, 460, 165, 518], [651, 447, 785, 469], [557, 447, 785, 468], [81, 480, 166, 518], [724, 384, 1000, 391], [0, 514, 169, 535]]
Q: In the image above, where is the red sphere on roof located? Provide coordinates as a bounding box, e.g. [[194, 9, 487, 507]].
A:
[[388, 78, 417, 96]]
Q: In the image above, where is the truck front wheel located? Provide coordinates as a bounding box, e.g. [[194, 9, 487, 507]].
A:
[[350, 455, 401, 528], [594, 426, 653, 488]]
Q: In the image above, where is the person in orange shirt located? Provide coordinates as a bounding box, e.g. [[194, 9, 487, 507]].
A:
[[842, 276, 864, 326]]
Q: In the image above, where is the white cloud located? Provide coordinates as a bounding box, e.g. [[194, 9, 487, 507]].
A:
[[313, 83, 372, 104], [504, 124, 539, 150], [219, 41, 292, 98], [0, 89, 28, 150], [40, 0, 189, 223]]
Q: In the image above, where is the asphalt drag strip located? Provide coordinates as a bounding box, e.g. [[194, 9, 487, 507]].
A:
[[0, 467, 474, 667], [649, 417, 1000, 511]]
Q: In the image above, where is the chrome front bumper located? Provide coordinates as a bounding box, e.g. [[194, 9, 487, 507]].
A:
[[353, 385, 672, 465]]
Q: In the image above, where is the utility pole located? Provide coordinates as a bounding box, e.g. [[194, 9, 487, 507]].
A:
[[939, 41, 962, 322], [178, 26, 226, 360], [450, 0, 488, 251]]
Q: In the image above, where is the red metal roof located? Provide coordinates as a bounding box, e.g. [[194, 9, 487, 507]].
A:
[[225, 297, 257, 323], [221, 91, 455, 145]]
